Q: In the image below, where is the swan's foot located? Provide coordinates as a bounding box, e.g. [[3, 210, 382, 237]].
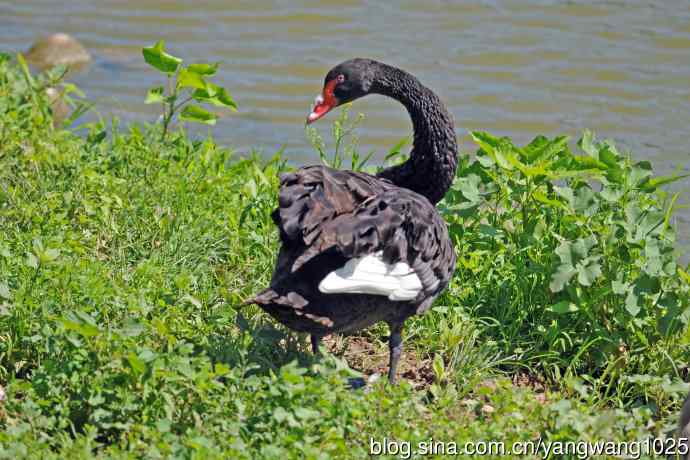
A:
[[311, 334, 322, 355], [387, 321, 404, 384], [347, 377, 367, 389], [348, 373, 381, 390]]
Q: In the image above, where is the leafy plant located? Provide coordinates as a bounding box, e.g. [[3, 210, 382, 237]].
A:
[[441, 130, 689, 382], [305, 104, 412, 173], [142, 40, 236, 141], [306, 104, 375, 171], [4, 53, 90, 130]]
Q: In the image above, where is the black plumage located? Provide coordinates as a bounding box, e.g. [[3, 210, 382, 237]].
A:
[[247, 59, 458, 382]]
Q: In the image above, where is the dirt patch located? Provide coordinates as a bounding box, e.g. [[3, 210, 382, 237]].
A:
[[321, 335, 550, 403], [322, 334, 435, 389], [511, 372, 548, 404]]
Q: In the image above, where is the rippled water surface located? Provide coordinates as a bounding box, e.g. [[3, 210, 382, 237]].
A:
[[1, 0, 689, 258]]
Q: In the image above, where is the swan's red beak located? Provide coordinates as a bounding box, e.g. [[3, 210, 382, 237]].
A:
[[307, 79, 339, 124]]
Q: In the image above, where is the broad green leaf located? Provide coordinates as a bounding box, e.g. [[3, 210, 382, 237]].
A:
[[145, 86, 165, 104], [0, 281, 10, 300], [630, 161, 652, 186], [503, 149, 549, 177], [598, 145, 619, 169], [532, 190, 566, 209], [661, 378, 690, 395], [26, 252, 39, 269], [181, 294, 202, 308], [611, 280, 630, 295], [600, 186, 623, 202], [294, 407, 320, 420], [636, 274, 661, 294], [640, 173, 690, 193], [180, 104, 217, 125], [192, 83, 237, 110], [555, 240, 574, 265], [658, 293, 682, 335], [456, 174, 481, 203], [635, 211, 664, 240], [273, 407, 290, 423], [432, 353, 446, 381], [476, 153, 495, 167], [524, 135, 548, 159], [643, 254, 663, 277], [550, 301, 578, 314], [32, 239, 44, 253], [178, 68, 207, 90], [155, 420, 171, 433], [493, 150, 513, 170], [572, 155, 607, 170], [127, 352, 146, 375], [471, 132, 514, 169], [73, 310, 98, 327], [242, 178, 257, 198], [554, 186, 574, 208], [612, 279, 628, 295], [572, 186, 597, 214], [39, 248, 60, 263], [214, 363, 231, 377], [605, 166, 625, 185], [678, 267, 690, 285], [189, 436, 214, 450], [187, 62, 219, 76], [555, 236, 597, 266], [470, 131, 501, 152], [525, 135, 569, 163], [478, 224, 499, 237], [625, 290, 640, 316], [578, 130, 597, 157], [138, 348, 157, 362], [577, 260, 602, 286], [550, 265, 577, 292], [60, 312, 100, 337], [142, 40, 182, 74], [549, 167, 605, 181], [120, 319, 146, 337], [664, 192, 681, 231]]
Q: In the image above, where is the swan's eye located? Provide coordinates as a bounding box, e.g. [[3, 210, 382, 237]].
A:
[[336, 74, 345, 83]]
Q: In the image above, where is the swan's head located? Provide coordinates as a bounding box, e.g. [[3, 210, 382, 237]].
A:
[[307, 58, 378, 124]]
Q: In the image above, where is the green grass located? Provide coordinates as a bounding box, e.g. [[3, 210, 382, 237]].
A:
[[0, 53, 689, 459]]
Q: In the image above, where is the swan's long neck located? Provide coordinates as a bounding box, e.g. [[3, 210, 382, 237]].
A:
[[372, 65, 458, 205]]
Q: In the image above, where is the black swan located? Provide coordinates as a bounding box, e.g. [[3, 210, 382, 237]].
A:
[[247, 58, 458, 383]]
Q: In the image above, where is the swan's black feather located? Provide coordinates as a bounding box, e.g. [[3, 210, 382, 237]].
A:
[[249, 164, 455, 330], [279, 165, 454, 304]]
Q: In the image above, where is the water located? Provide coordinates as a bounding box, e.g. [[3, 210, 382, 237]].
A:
[[1, 0, 688, 260]]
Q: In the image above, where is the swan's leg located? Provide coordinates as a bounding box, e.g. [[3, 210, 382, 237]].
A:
[[387, 321, 404, 384], [311, 334, 322, 355]]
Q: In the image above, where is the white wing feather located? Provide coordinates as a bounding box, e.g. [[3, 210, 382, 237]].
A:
[[318, 251, 422, 301]]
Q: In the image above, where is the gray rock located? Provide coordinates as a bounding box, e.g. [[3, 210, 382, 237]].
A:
[[26, 33, 91, 70], [45, 87, 70, 127]]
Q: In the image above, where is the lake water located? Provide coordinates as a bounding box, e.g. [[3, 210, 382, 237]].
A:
[[1, 0, 688, 260]]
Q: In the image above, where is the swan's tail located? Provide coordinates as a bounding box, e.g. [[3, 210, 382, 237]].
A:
[[241, 287, 278, 306]]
